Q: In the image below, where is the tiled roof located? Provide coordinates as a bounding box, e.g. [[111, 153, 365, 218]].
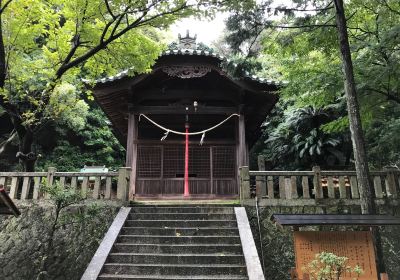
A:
[[93, 45, 282, 86]]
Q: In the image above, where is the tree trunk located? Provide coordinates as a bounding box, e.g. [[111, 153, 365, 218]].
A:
[[16, 127, 36, 171], [333, 0, 385, 274], [333, 0, 375, 214], [0, 4, 6, 88]]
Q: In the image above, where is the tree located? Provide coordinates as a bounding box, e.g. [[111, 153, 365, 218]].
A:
[[224, 0, 400, 214], [36, 107, 125, 171], [224, 1, 395, 272], [0, 0, 246, 171], [332, 0, 374, 215]]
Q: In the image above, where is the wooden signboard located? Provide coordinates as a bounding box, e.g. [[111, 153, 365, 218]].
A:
[[294, 231, 378, 280]]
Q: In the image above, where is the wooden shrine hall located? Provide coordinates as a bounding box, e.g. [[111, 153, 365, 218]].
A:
[[91, 32, 279, 199]]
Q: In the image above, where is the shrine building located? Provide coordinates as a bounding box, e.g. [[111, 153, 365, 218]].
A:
[[91, 32, 279, 199]]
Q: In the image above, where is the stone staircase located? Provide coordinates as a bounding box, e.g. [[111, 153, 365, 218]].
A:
[[82, 205, 264, 280]]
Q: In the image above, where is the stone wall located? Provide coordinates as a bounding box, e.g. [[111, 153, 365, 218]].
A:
[[246, 203, 400, 280], [0, 201, 121, 280]]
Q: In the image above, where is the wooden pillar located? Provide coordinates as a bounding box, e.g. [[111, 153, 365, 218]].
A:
[[126, 113, 138, 199], [238, 113, 247, 167], [236, 110, 248, 196]]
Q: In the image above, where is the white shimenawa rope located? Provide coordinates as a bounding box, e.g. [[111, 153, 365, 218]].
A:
[[139, 113, 240, 145]]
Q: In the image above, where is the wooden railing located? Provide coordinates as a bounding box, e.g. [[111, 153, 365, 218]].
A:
[[0, 167, 131, 201], [239, 166, 400, 206]]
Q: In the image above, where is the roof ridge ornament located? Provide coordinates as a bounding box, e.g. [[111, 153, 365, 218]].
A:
[[178, 30, 197, 49]]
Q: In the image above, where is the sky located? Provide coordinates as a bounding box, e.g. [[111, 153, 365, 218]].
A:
[[169, 0, 294, 45], [170, 15, 228, 45]]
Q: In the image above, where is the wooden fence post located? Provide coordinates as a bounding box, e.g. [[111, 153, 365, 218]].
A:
[[384, 167, 398, 198], [239, 166, 250, 201], [312, 166, 322, 199], [45, 167, 56, 199], [256, 155, 266, 198], [117, 167, 131, 201]]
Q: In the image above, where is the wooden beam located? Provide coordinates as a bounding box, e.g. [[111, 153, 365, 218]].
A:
[[130, 105, 238, 115], [132, 89, 240, 103]]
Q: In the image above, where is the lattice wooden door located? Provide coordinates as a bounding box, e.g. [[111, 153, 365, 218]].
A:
[[136, 144, 237, 196]]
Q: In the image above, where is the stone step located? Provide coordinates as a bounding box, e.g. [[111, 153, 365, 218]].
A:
[[130, 202, 239, 207], [120, 227, 239, 236], [98, 274, 248, 279], [101, 263, 247, 276], [112, 243, 243, 254], [130, 207, 234, 214], [107, 253, 245, 265], [124, 220, 237, 228], [117, 235, 240, 244], [128, 213, 235, 220]]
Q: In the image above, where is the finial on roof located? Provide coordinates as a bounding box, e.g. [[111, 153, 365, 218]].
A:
[[178, 30, 197, 49]]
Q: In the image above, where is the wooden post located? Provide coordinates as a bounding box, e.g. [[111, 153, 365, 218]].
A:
[[126, 113, 138, 199], [350, 176, 359, 199], [290, 176, 298, 199], [71, 177, 77, 189], [279, 176, 286, 199], [9, 177, 18, 199], [45, 167, 56, 199], [239, 166, 250, 201], [256, 155, 266, 198], [285, 178, 292, 199], [384, 167, 398, 198], [267, 176, 274, 199], [92, 176, 101, 199], [46, 167, 56, 188], [302, 176, 310, 199], [373, 176, 383, 199], [312, 166, 322, 198], [238, 113, 247, 167], [327, 176, 335, 198], [290, 268, 297, 280], [184, 122, 189, 197], [339, 176, 347, 198], [105, 177, 112, 199], [81, 177, 89, 198], [117, 167, 131, 201], [21, 177, 31, 200], [33, 177, 41, 199]]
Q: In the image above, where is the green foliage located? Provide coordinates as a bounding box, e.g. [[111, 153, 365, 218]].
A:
[[47, 83, 89, 130], [36, 180, 108, 280], [260, 104, 349, 169], [366, 106, 400, 168], [226, 0, 400, 170], [302, 252, 363, 280], [1, 0, 166, 127], [36, 108, 125, 171], [40, 182, 84, 213], [0, 0, 257, 171]]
